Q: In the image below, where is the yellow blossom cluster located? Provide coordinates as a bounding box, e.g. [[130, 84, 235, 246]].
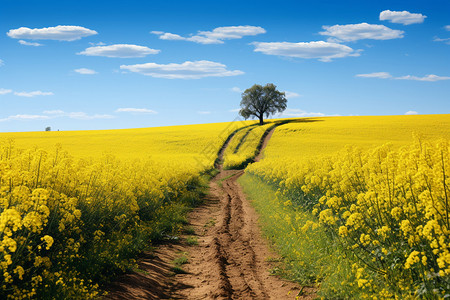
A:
[[248, 139, 450, 298], [246, 115, 450, 298], [223, 123, 273, 169], [0, 121, 248, 298]]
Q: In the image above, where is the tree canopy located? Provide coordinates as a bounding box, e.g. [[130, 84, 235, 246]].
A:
[[239, 83, 287, 125]]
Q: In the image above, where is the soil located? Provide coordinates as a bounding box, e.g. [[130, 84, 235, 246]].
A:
[[105, 127, 316, 299]]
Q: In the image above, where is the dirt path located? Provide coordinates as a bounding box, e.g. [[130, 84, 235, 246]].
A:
[[106, 125, 314, 299]]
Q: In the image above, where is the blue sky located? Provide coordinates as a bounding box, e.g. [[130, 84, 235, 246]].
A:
[[0, 0, 449, 132]]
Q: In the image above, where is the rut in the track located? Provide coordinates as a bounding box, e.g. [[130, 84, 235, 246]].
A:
[[105, 125, 315, 300]]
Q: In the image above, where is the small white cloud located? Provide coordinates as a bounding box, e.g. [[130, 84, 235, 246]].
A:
[[357, 72, 450, 82], [231, 87, 242, 93], [252, 41, 361, 62], [433, 37, 450, 45], [74, 68, 97, 74], [356, 72, 392, 79], [395, 74, 450, 82], [42, 110, 114, 119], [0, 88, 12, 95], [379, 10, 426, 25], [7, 25, 97, 41], [320, 23, 404, 42], [405, 110, 419, 115], [89, 42, 106, 46], [151, 25, 266, 44], [445, 25, 450, 31], [43, 110, 65, 115], [0, 110, 114, 122], [18, 40, 42, 46], [0, 114, 50, 122], [67, 112, 114, 120], [120, 60, 244, 79], [197, 111, 211, 114], [14, 91, 54, 97], [78, 44, 160, 58], [200, 26, 266, 40], [284, 91, 301, 99], [115, 108, 157, 114], [280, 108, 326, 117], [229, 108, 240, 112], [0, 59, 3, 66]]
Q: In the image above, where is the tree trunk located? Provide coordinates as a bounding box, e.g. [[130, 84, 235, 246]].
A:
[[258, 115, 264, 125]]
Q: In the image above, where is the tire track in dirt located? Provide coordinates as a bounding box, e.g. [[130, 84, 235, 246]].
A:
[[105, 123, 315, 299]]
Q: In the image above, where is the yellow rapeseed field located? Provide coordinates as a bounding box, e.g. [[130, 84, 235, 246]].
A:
[[0, 121, 250, 299], [223, 123, 273, 169], [247, 114, 450, 298], [262, 114, 450, 162], [0, 121, 252, 166], [2, 114, 449, 299]]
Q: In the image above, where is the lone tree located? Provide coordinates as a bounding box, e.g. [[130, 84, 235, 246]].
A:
[[239, 83, 287, 125]]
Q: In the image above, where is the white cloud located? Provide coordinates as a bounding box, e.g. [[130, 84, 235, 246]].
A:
[[0, 110, 115, 122], [18, 40, 42, 46], [229, 108, 240, 112], [67, 112, 114, 120], [319, 23, 404, 42], [120, 60, 244, 79], [0, 59, 3, 66], [7, 25, 97, 41], [252, 41, 361, 62], [379, 10, 426, 25], [284, 91, 301, 99], [405, 110, 419, 115], [89, 42, 106, 46], [356, 72, 392, 79], [0, 88, 12, 95], [231, 87, 242, 93], [115, 108, 157, 114], [395, 74, 450, 82], [197, 111, 211, 114], [43, 110, 65, 114], [446, 25, 450, 31], [14, 91, 54, 97], [356, 72, 450, 82], [42, 110, 114, 119], [78, 44, 160, 58], [0, 114, 50, 122], [151, 25, 266, 44], [200, 26, 266, 40], [74, 68, 97, 74], [279, 108, 326, 117], [433, 37, 450, 45]]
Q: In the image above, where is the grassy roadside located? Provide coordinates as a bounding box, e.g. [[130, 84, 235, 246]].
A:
[[238, 173, 361, 298]]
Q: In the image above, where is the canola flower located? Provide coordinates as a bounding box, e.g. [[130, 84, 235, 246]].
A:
[[223, 123, 273, 169], [247, 114, 450, 298], [0, 120, 250, 299]]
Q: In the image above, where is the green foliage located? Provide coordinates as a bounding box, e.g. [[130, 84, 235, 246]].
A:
[[239, 83, 287, 124], [186, 236, 198, 246]]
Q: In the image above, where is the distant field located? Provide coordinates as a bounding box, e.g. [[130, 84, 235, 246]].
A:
[[264, 114, 450, 162], [0, 121, 254, 167]]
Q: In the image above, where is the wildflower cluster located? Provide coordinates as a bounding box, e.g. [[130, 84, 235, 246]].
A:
[[247, 139, 450, 298]]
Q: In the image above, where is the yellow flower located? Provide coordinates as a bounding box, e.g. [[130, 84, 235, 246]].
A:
[[41, 235, 54, 250]]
